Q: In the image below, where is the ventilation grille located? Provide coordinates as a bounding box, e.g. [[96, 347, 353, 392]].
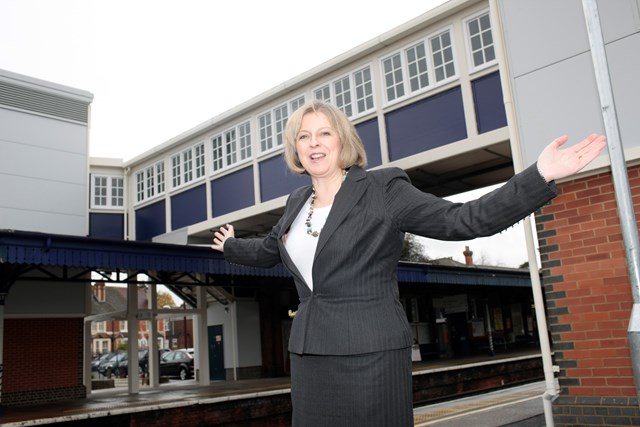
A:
[[0, 80, 89, 123]]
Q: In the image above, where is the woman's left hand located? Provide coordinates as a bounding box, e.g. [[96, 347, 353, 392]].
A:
[[537, 134, 607, 182]]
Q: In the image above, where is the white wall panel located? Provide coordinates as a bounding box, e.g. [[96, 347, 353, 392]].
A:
[[500, 0, 639, 166], [0, 104, 88, 235]]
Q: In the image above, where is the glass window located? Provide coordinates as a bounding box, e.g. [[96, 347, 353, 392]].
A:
[[133, 160, 164, 203], [382, 53, 405, 102], [431, 30, 455, 81], [145, 166, 155, 198], [182, 149, 193, 183], [195, 143, 205, 178], [334, 76, 353, 117], [111, 177, 123, 207], [211, 135, 223, 172], [274, 105, 287, 147], [136, 172, 144, 202], [238, 121, 251, 160], [406, 42, 429, 92], [92, 175, 123, 208], [171, 155, 181, 188], [156, 162, 165, 194], [316, 67, 375, 117], [467, 12, 495, 68], [94, 176, 107, 206], [170, 144, 207, 188], [290, 95, 305, 112], [314, 85, 331, 102], [225, 129, 237, 165], [258, 113, 273, 152], [354, 66, 374, 114]]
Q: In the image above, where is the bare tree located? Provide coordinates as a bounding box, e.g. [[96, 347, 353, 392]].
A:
[[401, 234, 429, 262]]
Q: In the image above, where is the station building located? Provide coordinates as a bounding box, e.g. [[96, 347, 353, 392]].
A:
[[1, 0, 639, 425]]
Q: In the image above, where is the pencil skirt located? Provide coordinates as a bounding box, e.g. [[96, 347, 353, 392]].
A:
[[290, 347, 413, 427]]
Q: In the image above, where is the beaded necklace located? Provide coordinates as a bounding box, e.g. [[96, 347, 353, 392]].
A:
[[305, 170, 347, 237]]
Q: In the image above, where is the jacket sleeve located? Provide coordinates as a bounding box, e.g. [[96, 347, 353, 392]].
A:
[[222, 187, 306, 268], [384, 163, 557, 240], [223, 216, 283, 268]]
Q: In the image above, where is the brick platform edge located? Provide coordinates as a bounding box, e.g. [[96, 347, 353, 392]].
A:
[[3, 385, 86, 407], [553, 396, 640, 426]]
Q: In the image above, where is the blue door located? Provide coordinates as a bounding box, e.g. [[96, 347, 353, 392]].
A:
[[208, 325, 225, 381]]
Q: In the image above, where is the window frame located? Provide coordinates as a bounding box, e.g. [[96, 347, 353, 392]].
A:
[[91, 174, 124, 209], [170, 142, 206, 189], [380, 26, 458, 107], [257, 95, 306, 156], [133, 160, 165, 205], [464, 9, 497, 73], [312, 65, 375, 119], [210, 120, 253, 174]]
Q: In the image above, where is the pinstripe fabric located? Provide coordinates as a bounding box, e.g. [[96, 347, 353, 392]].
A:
[[225, 163, 556, 357], [224, 163, 556, 425], [290, 348, 413, 427]]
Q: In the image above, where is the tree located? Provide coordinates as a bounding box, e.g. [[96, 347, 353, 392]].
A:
[[157, 292, 176, 308], [401, 234, 429, 262]]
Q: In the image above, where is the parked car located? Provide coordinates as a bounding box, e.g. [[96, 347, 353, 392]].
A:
[[159, 349, 194, 380], [92, 352, 116, 372], [98, 351, 128, 378]]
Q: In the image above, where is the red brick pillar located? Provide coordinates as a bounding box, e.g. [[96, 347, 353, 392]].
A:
[[536, 168, 640, 426]]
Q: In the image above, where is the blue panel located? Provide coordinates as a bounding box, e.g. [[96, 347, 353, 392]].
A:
[[259, 154, 310, 203], [89, 213, 124, 240], [472, 71, 507, 134], [171, 184, 207, 230], [385, 87, 467, 161], [355, 118, 382, 168], [135, 200, 166, 241], [211, 166, 255, 217]]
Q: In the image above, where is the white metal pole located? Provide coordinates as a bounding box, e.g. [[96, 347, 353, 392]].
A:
[[582, 0, 640, 403], [490, 2, 559, 424]]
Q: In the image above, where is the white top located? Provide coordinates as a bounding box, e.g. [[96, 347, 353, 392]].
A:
[[284, 196, 332, 290]]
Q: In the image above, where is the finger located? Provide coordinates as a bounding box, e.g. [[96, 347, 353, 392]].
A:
[[575, 134, 606, 158], [550, 135, 569, 149]]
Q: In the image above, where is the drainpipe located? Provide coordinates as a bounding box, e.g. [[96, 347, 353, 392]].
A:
[[489, 2, 558, 425], [582, 0, 640, 403]]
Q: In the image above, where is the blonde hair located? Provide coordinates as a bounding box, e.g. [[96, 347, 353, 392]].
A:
[[283, 100, 367, 174]]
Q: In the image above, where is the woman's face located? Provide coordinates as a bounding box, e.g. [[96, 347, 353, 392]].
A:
[[295, 112, 342, 179]]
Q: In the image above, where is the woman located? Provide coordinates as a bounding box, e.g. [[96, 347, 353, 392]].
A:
[[212, 100, 606, 426]]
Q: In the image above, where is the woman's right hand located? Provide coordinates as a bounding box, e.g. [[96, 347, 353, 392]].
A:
[[211, 224, 234, 252]]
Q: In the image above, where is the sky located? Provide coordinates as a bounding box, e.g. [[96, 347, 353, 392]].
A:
[[0, 0, 535, 268]]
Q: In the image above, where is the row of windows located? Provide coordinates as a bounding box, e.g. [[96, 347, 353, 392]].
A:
[[92, 176, 124, 209], [128, 10, 495, 205], [91, 320, 128, 333]]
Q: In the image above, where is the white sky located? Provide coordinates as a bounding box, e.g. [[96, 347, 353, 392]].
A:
[[0, 0, 535, 268]]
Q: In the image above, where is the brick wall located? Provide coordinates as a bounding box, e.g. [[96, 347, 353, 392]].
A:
[[3, 318, 85, 406], [536, 167, 640, 425]]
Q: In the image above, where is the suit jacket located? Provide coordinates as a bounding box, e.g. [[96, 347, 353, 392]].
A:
[[224, 164, 556, 356]]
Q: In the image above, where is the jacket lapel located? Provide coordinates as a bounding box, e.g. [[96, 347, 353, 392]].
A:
[[277, 186, 313, 289], [314, 166, 368, 263]]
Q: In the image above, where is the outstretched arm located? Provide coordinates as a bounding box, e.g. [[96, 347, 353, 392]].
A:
[[537, 134, 606, 182]]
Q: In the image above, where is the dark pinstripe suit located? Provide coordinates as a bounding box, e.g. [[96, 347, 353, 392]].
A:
[[224, 163, 556, 424]]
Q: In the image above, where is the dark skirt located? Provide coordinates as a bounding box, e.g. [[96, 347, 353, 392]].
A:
[[290, 347, 413, 427]]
